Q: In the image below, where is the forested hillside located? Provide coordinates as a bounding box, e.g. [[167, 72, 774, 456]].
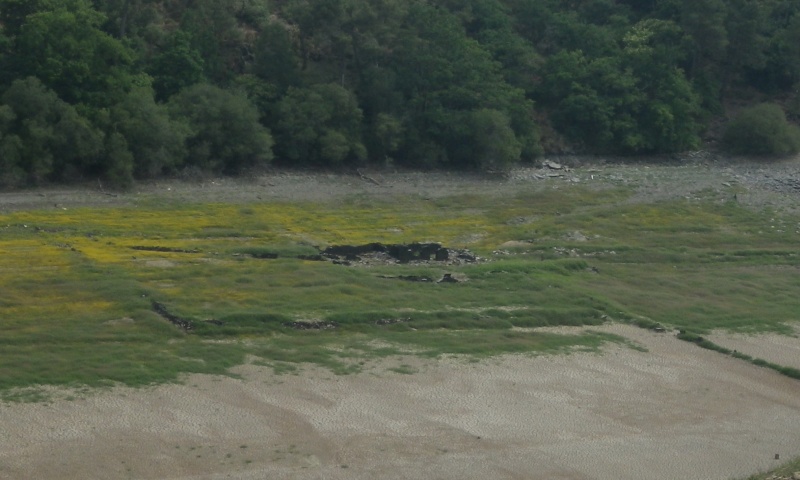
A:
[[1, 0, 799, 187]]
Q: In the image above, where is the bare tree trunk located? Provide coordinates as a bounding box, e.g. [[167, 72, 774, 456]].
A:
[[119, 0, 132, 38]]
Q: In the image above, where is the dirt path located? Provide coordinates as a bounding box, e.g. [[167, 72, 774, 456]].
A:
[[1, 325, 799, 480]]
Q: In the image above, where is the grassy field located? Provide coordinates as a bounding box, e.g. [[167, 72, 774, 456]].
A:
[[1, 180, 799, 400]]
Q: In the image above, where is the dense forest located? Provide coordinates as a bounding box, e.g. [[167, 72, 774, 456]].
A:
[[1, 0, 800, 187]]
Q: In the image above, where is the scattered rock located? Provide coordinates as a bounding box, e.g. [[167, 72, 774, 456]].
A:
[[438, 273, 459, 283], [152, 301, 194, 331], [565, 231, 588, 242], [320, 242, 479, 266], [456, 252, 477, 262], [387, 243, 443, 263], [284, 320, 337, 330], [544, 160, 563, 170], [375, 317, 410, 325]]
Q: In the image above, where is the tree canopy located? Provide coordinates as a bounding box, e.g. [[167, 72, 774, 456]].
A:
[[1, 0, 799, 187]]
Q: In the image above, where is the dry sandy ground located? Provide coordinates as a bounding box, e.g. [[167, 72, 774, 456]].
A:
[[707, 326, 800, 371], [2, 325, 800, 480]]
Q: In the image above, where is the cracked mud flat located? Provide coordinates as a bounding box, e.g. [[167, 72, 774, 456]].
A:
[[2, 155, 800, 479], [1, 325, 800, 480]]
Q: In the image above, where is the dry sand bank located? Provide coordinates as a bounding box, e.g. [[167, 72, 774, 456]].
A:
[[706, 326, 800, 371], [2, 325, 799, 480]]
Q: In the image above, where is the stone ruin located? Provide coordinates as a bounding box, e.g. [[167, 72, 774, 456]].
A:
[[320, 242, 478, 266]]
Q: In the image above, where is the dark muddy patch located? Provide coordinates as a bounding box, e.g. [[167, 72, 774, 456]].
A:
[[152, 301, 195, 331], [297, 254, 326, 261], [377, 273, 464, 283], [132, 246, 200, 254], [283, 320, 338, 330], [321, 242, 479, 266], [248, 252, 278, 259], [152, 301, 225, 331], [378, 275, 434, 282]]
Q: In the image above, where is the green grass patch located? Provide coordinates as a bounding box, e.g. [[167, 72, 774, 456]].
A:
[[2, 185, 800, 398]]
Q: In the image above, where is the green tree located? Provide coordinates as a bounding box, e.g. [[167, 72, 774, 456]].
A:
[[178, 0, 268, 84], [539, 19, 700, 154], [680, 0, 728, 73], [274, 83, 366, 165], [678, 0, 728, 109], [9, 0, 141, 106], [282, 0, 346, 72], [147, 30, 205, 101], [438, 0, 542, 93], [621, 19, 701, 152], [109, 87, 189, 178], [369, 112, 404, 164], [168, 84, 273, 174], [252, 22, 300, 95], [90, 0, 162, 40], [748, 7, 800, 92], [0, 104, 24, 186], [539, 51, 639, 152], [0, 77, 103, 183], [390, 1, 536, 167], [103, 131, 135, 188], [724, 0, 767, 85], [771, 12, 800, 85]]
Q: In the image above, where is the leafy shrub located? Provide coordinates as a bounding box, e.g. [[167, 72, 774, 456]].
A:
[[722, 103, 800, 155]]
